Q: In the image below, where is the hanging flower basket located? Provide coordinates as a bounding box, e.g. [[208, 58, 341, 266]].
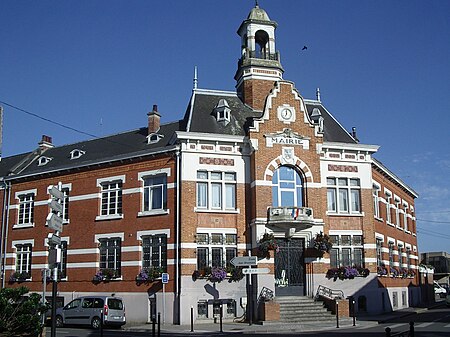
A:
[[92, 268, 119, 283], [313, 232, 333, 253], [9, 271, 30, 283], [326, 266, 370, 281], [377, 265, 388, 276], [192, 266, 243, 283], [135, 267, 163, 284], [257, 233, 280, 259]]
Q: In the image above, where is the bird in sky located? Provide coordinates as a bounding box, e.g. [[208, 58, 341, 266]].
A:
[[302, 45, 308, 51]]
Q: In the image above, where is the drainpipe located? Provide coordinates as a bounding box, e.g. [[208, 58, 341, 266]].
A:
[[175, 147, 181, 324], [1, 180, 11, 289]]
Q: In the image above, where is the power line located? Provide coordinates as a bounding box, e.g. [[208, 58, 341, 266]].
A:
[[0, 100, 98, 139], [416, 226, 450, 239], [417, 230, 450, 241]]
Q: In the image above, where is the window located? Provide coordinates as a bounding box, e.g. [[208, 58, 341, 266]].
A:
[[327, 178, 361, 214], [99, 238, 121, 277], [196, 171, 236, 211], [15, 243, 32, 278], [373, 185, 381, 218], [197, 301, 208, 318], [403, 205, 409, 232], [38, 156, 52, 166], [385, 192, 392, 224], [18, 193, 35, 225], [142, 234, 167, 272], [100, 181, 122, 216], [143, 175, 167, 212], [329, 234, 364, 268], [376, 238, 383, 267], [398, 244, 403, 267], [70, 149, 85, 160], [272, 166, 303, 207], [406, 248, 412, 269], [395, 198, 401, 228], [196, 232, 237, 270], [388, 242, 394, 269], [61, 188, 70, 222]]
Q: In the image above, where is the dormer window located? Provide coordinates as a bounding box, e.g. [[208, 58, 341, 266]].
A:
[[70, 149, 85, 160], [147, 133, 164, 144], [38, 156, 52, 166], [311, 107, 324, 133], [214, 99, 231, 126]]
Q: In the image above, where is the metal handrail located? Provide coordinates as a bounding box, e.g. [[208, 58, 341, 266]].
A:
[[315, 285, 344, 300]]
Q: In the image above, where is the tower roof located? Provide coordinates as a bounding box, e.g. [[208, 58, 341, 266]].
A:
[[247, 4, 271, 22]]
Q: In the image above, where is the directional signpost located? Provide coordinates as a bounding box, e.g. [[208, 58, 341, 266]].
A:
[[242, 267, 270, 275], [230, 256, 257, 267]]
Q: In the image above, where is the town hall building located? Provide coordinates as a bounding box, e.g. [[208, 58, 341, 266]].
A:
[[0, 3, 419, 325]]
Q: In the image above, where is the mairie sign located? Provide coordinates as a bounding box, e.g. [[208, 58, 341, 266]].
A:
[[230, 256, 257, 267]]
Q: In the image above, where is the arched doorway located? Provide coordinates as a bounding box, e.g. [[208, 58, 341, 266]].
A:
[[272, 165, 306, 296]]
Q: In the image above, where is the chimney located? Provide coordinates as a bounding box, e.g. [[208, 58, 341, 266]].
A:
[[147, 104, 161, 135], [39, 135, 54, 150]]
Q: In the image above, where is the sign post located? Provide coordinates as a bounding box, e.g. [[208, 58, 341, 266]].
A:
[[47, 182, 64, 337], [162, 273, 169, 325]]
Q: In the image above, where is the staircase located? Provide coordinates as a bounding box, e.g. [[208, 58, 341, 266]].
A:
[[276, 296, 336, 322]]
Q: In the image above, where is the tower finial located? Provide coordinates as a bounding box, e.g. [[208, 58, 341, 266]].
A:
[[193, 66, 198, 90], [316, 87, 321, 102], [255, 0, 259, 8]]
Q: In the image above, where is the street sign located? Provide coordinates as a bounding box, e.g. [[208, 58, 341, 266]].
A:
[[47, 233, 61, 246], [48, 199, 63, 213], [230, 256, 257, 267], [49, 186, 65, 200], [46, 213, 63, 232], [242, 267, 270, 275], [162, 272, 169, 284]]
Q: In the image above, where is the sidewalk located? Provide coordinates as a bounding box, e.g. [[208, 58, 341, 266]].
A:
[[124, 301, 445, 334]]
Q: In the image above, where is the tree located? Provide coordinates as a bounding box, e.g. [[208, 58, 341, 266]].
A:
[[0, 286, 48, 337]]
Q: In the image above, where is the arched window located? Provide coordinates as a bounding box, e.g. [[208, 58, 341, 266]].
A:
[[272, 166, 303, 207]]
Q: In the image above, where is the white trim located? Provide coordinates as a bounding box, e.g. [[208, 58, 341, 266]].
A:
[[69, 193, 98, 202], [67, 262, 98, 268], [138, 168, 171, 180], [96, 175, 126, 186], [364, 244, 376, 249], [181, 243, 197, 249], [137, 229, 171, 239], [375, 232, 384, 241], [197, 228, 237, 234], [181, 258, 197, 265], [12, 239, 35, 248], [67, 248, 98, 255], [94, 233, 125, 242], [95, 214, 123, 221], [138, 210, 170, 217], [15, 189, 37, 200], [365, 258, 377, 263]]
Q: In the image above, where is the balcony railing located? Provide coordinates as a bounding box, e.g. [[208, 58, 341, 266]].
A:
[[268, 206, 313, 222]]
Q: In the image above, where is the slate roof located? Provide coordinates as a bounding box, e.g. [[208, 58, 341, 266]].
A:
[[0, 121, 181, 180], [185, 89, 259, 136], [0, 89, 357, 180]]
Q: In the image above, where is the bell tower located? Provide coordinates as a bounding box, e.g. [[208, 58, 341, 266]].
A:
[[235, 2, 284, 111]]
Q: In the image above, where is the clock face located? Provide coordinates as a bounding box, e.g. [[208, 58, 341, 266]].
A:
[[281, 108, 292, 120]]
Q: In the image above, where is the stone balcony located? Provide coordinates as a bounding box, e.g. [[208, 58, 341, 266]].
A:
[[267, 206, 315, 231]]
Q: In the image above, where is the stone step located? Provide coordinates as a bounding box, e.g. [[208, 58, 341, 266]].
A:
[[275, 295, 336, 322]]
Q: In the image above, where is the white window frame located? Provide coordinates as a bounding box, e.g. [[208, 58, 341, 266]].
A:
[[329, 233, 364, 268], [138, 169, 170, 216], [373, 183, 381, 219], [327, 177, 362, 215], [385, 189, 393, 225], [14, 189, 37, 228], [196, 171, 237, 212], [196, 229, 237, 270], [12, 239, 35, 280], [96, 176, 125, 220]]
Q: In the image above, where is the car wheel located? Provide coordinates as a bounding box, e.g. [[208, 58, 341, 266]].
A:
[[91, 316, 101, 329], [55, 315, 64, 328]]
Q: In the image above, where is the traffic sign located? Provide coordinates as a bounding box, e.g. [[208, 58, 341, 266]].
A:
[[230, 256, 257, 267], [242, 267, 270, 275], [46, 213, 63, 232], [48, 199, 63, 213], [49, 186, 65, 200], [162, 272, 169, 284], [47, 233, 61, 246]]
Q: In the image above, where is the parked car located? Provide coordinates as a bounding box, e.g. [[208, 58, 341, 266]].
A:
[[55, 296, 125, 329], [434, 281, 447, 298], [446, 293, 450, 307]]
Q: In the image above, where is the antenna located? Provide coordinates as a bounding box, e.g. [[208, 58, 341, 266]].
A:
[[316, 88, 321, 102], [193, 66, 198, 90]]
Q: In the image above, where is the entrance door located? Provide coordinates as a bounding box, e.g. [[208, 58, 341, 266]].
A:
[[275, 238, 305, 296]]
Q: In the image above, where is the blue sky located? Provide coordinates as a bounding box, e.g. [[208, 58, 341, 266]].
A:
[[1, 0, 449, 253]]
